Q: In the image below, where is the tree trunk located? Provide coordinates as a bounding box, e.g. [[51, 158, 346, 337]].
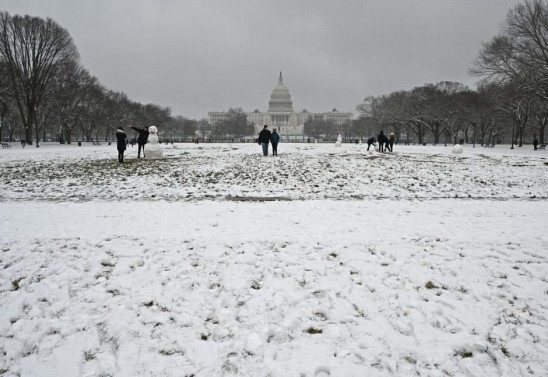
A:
[[34, 125, 40, 147], [64, 127, 72, 144], [432, 124, 440, 145], [25, 125, 33, 145], [540, 123, 545, 144]]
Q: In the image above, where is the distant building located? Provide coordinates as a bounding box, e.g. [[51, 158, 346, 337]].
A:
[[208, 72, 353, 140]]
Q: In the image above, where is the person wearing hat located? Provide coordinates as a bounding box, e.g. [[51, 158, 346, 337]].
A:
[[115, 126, 128, 163], [389, 132, 395, 152]]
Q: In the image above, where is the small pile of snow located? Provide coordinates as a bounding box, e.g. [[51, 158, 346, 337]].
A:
[[451, 144, 463, 154]]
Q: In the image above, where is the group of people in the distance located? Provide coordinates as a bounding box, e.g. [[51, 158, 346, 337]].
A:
[[257, 125, 280, 156], [115, 125, 150, 163], [116, 123, 398, 162], [367, 131, 396, 153], [257, 125, 398, 156]]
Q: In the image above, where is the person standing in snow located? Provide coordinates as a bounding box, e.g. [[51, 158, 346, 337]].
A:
[[533, 137, 539, 150], [388, 132, 395, 152], [258, 125, 272, 156], [116, 127, 127, 163], [131, 125, 149, 158], [378, 131, 388, 153], [367, 137, 376, 151], [271, 128, 280, 156]]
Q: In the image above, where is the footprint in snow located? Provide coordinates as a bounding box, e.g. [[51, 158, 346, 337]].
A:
[[314, 366, 331, 376]]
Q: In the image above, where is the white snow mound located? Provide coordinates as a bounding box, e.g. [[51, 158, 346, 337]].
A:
[[451, 144, 464, 154]]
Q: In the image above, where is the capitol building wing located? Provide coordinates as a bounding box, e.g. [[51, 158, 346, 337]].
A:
[[208, 72, 353, 140]]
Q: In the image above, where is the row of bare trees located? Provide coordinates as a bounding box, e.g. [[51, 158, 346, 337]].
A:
[[0, 12, 206, 145], [212, 108, 254, 140], [354, 0, 548, 147]]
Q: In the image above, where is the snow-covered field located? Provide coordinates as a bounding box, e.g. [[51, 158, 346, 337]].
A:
[[1, 143, 547, 201], [0, 143, 547, 376]]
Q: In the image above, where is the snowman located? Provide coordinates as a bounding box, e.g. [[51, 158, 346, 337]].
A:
[[335, 134, 342, 147], [145, 126, 163, 159]]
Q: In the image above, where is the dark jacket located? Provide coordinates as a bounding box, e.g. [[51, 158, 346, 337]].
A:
[[131, 126, 149, 145], [271, 131, 280, 144], [367, 137, 376, 144], [378, 132, 389, 144], [258, 129, 272, 144], [389, 134, 395, 143], [116, 129, 127, 151]]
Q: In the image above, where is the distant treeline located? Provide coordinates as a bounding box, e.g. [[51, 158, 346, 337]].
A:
[[351, 0, 548, 147], [0, 11, 208, 145], [1, 1, 547, 146]]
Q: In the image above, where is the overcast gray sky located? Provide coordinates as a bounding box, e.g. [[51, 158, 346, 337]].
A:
[[0, 0, 522, 118]]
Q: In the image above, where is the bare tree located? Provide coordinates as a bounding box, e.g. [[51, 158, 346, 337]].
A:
[[216, 108, 252, 140], [494, 83, 533, 147], [79, 81, 106, 142], [471, 0, 548, 102], [0, 12, 78, 145], [48, 62, 97, 143], [529, 97, 548, 143]]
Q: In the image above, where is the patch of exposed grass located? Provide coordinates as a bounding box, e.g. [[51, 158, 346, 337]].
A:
[[456, 350, 473, 358], [11, 277, 23, 291], [83, 349, 96, 361], [304, 327, 323, 334]]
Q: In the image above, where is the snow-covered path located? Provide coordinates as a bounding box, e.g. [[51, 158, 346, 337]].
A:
[[1, 200, 547, 376]]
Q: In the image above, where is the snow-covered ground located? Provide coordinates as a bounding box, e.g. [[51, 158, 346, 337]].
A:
[[1, 142, 547, 201], [0, 143, 547, 376]]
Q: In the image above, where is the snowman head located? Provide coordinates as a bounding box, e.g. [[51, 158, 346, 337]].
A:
[[148, 126, 158, 134]]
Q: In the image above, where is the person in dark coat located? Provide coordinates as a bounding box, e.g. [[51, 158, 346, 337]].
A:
[[271, 129, 280, 156], [388, 132, 395, 152], [377, 131, 389, 153], [131, 126, 149, 158], [258, 125, 272, 156], [533, 137, 539, 150], [116, 127, 127, 163], [367, 137, 376, 151]]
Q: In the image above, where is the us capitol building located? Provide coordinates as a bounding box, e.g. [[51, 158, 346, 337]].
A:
[[208, 72, 353, 140]]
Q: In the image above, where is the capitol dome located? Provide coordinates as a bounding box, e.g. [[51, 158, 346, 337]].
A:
[[268, 72, 293, 112]]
